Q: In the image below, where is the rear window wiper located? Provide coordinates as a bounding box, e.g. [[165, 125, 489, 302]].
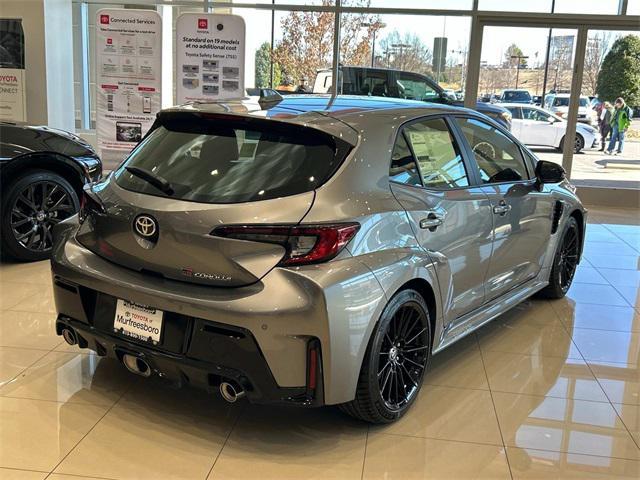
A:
[[125, 166, 175, 196]]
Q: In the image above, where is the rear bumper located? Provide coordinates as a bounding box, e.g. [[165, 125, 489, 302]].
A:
[[50, 217, 387, 405], [54, 309, 322, 406]]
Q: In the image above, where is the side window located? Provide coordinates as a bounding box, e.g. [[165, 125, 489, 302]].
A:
[[397, 74, 439, 101], [509, 107, 523, 120], [458, 117, 530, 184], [404, 118, 470, 189], [523, 108, 549, 122], [389, 132, 421, 186]]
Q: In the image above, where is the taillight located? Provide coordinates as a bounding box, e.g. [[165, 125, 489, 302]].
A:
[[213, 223, 360, 266]]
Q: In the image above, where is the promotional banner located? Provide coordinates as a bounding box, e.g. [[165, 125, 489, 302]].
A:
[[176, 14, 245, 104], [0, 19, 26, 122], [95, 9, 161, 163]]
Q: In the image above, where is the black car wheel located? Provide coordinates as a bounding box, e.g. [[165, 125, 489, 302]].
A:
[[1, 170, 79, 261], [538, 216, 580, 299], [340, 289, 431, 423], [559, 134, 585, 154]]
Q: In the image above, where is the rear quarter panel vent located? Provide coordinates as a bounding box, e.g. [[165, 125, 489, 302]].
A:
[[551, 200, 564, 234]]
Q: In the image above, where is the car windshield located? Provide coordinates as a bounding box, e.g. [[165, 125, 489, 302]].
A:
[[553, 97, 588, 107], [115, 117, 347, 204], [503, 91, 531, 102]]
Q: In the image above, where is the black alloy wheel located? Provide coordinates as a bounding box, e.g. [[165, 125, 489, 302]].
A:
[[2, 170, 79, 261], [377, 303, 430, 411], [557, 221, 579, 293], [538, 216, 580, 299], [340, 289, 432, 423]]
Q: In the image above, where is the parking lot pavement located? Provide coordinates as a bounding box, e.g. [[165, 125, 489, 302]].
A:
[[533, 141, 640, 188]]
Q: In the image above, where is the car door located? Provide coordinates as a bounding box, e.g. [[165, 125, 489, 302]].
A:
[[506, 106, 524, 139], [522, 107, 557, 147], [455, 116, 555, 301], [388, 116, 494, 323]]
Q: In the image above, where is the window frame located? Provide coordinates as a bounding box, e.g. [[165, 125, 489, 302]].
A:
[[388, 113, 479, 191], [449, 113, 535, 186]]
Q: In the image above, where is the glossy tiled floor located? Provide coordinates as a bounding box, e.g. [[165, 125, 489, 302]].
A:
[[0, 206, 639, 480]]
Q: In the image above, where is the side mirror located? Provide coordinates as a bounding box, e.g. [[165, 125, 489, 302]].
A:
[[535, 160, 565, 186]]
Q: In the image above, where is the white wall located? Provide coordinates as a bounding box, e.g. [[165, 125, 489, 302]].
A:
[[1, 0, 74, 130]]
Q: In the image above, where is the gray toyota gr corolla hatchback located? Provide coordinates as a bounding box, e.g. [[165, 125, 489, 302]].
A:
[[51, 95, 585, 423]]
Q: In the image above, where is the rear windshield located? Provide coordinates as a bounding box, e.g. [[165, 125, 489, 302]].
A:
[[115, 115, 348, 204], [553, 97, 588, 107], [503, 91, 531, 102]]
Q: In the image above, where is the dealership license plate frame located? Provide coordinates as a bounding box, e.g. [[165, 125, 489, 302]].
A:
[[113, 299, 164, 345]]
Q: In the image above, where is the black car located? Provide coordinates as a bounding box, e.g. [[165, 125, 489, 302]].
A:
[[310, 67, 513, 130], [0, 122, 102, 261]]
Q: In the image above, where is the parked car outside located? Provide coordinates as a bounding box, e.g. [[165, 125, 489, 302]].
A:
[[312, 67, 512, 130], [51, 95, 585, 424], [544, 93, 597, 125], [502, 103, 599, 153], [532, 95, 542, 106], [498, 89, 533, 104], [0, 122, 102, 261]]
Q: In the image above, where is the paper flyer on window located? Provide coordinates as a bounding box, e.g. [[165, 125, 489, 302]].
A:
[[176, 14, 245, 103], [95, 9, 161, 165]]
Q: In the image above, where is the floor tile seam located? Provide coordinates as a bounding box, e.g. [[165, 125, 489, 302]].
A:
[[558, 323, 640, 334], [205, 402, 247, 479], [559, 319, 640, 451], [370, 430, 505, 448], [0, 344, 62, 352], [359, 425, 370, 480], [503, 444, 640, 466], [0, 348, 52, 393], [0, 392, 120, 407], [602, 225, 640, 249], [422, 382, 492, 393], [0, 466, 49, 475], [608, 403, 640, 451], [476, 345, 584, 361], [501, 440, 640, 461], [488, 389, 611, 404], [607, 282, 639, 309], [47, 384, 130, 477], [474, 332, 515, 480], [44, 471, 120, 480], [5, 308, 57, 315]]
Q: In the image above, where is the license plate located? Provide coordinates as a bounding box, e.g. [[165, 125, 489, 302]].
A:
[[113, 299, 163, 344]]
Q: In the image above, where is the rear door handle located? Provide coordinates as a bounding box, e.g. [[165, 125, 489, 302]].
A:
[[420, 212, 445, 230], [493, 201, 512, 216]]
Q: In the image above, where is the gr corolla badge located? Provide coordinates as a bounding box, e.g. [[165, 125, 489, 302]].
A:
[[51, 95, 585, 424]]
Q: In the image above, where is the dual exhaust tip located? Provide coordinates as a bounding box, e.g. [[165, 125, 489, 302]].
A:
[[62, 327, 245, 402]]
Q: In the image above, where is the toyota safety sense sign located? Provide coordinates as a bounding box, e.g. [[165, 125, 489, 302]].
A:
[[176, 14, 245, 103]]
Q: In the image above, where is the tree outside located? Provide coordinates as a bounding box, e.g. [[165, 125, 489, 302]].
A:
[[254, 42, 281, 88], [269, 0, 381, 89], [376, 30, 433, 75], [596, 34, 640, 107]]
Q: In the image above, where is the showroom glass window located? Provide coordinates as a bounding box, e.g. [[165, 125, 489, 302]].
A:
[[392, 118, 470, 189], [457, 117, 530, 183]]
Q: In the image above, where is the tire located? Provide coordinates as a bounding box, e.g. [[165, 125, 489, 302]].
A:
[[1, 170, 79, 262], [340, 289, 432, 424], [559, 134, 585, 154], [537, 216, 580, 299]]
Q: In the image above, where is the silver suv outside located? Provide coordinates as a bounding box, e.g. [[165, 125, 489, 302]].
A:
[[51, 95, 585, 423]]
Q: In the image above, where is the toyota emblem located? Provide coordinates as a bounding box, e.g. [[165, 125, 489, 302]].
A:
[[134, 215, 157, 238]]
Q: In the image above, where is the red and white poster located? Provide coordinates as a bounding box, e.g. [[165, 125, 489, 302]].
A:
[[95, 9, 161, 165], [176, 14, 245, 104]]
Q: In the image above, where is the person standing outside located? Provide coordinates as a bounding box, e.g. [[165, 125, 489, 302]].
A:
[[606, 97, 632, 155], [598, 101, 613, 152]]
